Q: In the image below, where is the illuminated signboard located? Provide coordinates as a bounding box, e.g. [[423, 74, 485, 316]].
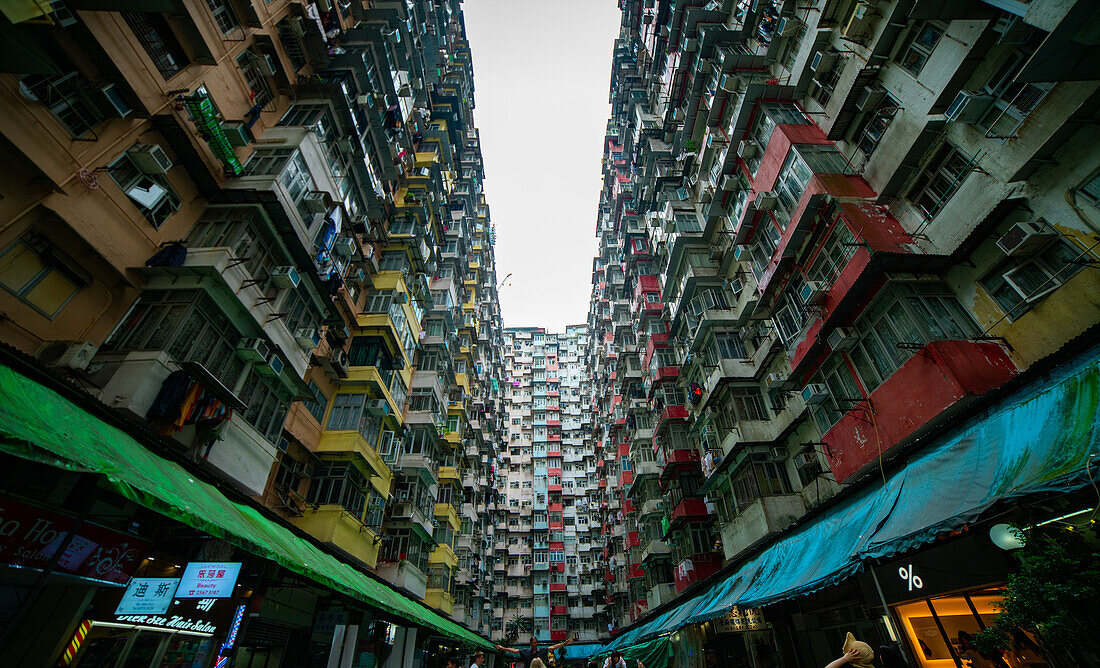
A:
[[176, 562, 242, 598], [114, 578, 180, 615]]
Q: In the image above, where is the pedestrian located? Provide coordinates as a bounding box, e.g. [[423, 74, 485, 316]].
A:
[[531, 660, 547, 668], [602, 650, 627, 668], [825, 632, 874, 668], [497, 635, 575, 668], [444, 654, 462, 668], [470, 650, 486, 668]]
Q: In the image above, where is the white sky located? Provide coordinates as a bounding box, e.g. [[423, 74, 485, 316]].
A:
[[462, 0, 622, 332]]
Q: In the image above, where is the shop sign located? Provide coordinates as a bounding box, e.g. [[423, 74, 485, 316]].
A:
[[713, 607, 765, 634], [177, 561, 242, 598], [112, 597, 237, 635], [0, 495, 147, 584], [115, 577, 180, 615], [870, 534, 1014, 604]]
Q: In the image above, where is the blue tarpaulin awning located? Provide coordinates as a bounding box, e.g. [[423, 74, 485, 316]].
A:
[[597, 343, 1100, 654]]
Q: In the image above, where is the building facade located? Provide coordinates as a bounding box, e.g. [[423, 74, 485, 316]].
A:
[[497, 326, 601, 643], [0, 0, 507, 662], [586, 0, 1099, 664]]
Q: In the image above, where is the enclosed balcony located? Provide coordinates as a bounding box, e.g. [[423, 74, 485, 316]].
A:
[[822, 339, 1017, 482]]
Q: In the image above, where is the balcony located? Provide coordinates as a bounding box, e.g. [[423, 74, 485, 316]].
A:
[[673, 552, 723, 593], [719, 494, 806, 562], [376, 559, 428, 600], [823, 340, 1017, 482], [317, 431, 393, 497], [293, 506, 382, 568], [425, 589, 456, 616]]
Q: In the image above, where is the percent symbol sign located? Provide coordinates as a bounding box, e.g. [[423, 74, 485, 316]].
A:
[[898, 564, 923, 591]]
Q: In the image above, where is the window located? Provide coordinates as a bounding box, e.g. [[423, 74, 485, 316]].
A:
[[907, 143, 971, 219], [205, 0, 240, 34], [804, 217, 858, 287], [772, 150, 813, 229], [854, 93, 899, 157], [713, 331, 747, 360], [977, 42, 1054, 139], [810, 58, 842, 107], [729, 454, 792, 512], [0, 232, 84, 318], [238, 367, 291, 441], [122, 12, 189, 79], [845, 282, 978, 397], [245, 148, 294, 177], [19, 72, 109, 139], [896, 21, 946, 76], [303, 381, 328, 424], [980, 238, 1084, 320], [187, 206, 283, 281], [728, 386, 767, 422], [236, 51, 274, 108]]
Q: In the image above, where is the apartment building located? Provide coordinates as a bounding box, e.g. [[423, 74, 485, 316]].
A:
[[498, 326, 602, 642], [587, 0, 1099, 665], [0, 0, 505, 663]]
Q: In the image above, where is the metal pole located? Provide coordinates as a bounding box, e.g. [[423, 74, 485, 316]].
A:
[[868, 562, 912, 666]]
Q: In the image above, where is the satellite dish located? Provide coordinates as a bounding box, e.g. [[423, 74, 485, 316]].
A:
[[989, 523, 1026, 551]]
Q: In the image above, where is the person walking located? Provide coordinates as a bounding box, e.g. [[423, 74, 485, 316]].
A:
[[497, 635, 575, 668], [602, 650, 628, 668], [469, 650, 486, 668]]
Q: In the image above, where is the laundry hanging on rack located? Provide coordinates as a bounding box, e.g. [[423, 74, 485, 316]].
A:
[[148, 369, 234, 437]]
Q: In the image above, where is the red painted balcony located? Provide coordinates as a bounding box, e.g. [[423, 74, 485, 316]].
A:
[[659, 449, 702, 481], [549, 484, 562, 492], [552, 605, 568, 615], [549, 503, 563, 512], [548, 449, 561, 457], [622, 499, 634, 513], [673, 552, 722, 593], [550, 541, 564, 551], [626, 531, 640, 548], [671, 497, 709, 523], [549, 468, 561, 476], [650, 365, 680, 384], [546, 419, 560, 426], [629, 562, 645, 579], [599, 479, 607, 488], [550, 521, 564, 530], [824, 340, 1017, 482], [551, 630, 568, 642], [548, 435, 561, 442]]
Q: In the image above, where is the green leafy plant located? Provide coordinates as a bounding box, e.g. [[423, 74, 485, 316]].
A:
[[973, 525, 1100, 656], [504, 613, 532, 644]]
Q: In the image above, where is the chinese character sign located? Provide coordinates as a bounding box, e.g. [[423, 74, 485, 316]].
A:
[[115, 578, 180, 615], [176, 562, 242, 598]]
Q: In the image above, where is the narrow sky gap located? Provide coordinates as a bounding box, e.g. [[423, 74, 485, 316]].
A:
[[463, 0, 622, 331]]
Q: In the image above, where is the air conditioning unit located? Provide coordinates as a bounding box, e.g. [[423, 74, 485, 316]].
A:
[[91, 83, 132, 118], [755, 191, 778, 210], [356, 94, 374, 108], [236, 338, 270, 363], [810, 51, 837, 73], [302, 192, 328, 214], [255, 53, 279, 77], [854, 87, 886, 112], [800, 280, 828, 305], [769, 446, 787, 461], [766, 372, 786, 388], [294, 328, 321, 349], [256, 355, 283, 377], [720, 175, 740, 191], [326, 348, 349, 378], [334, 237, 356, 256], [35, 341, 98, 371], [220, 121, 252, 147], [737, 140, 757, 159], [794, 451, 819, 470], [996, 220, 1055, 256], [126, 144, 172, 175], [827, 327, 860, 351], [842, 1, 876, 39], [365, 398, 390, 415], [801, 383, 830, 405], [776, 16, 802, 37], [945, 91, 995, 123], [269, 266, 301, 290], [720, 74, 741, 93]]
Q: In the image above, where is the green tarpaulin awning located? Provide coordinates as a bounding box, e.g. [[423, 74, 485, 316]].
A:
[[0, 363, 493, 651]]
